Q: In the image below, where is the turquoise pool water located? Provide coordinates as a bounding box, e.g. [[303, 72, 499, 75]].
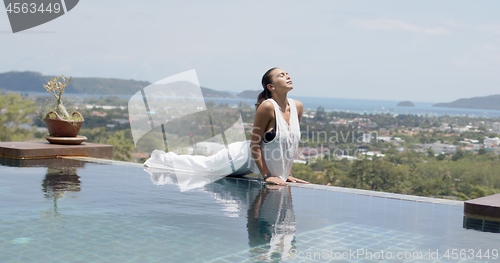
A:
[[1, 160, 499, 262]]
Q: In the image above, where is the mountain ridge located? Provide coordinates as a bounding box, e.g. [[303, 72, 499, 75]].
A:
[[4, 71, 499, 110], [0, 71, 260, 99], [433, 94, 500, 111]]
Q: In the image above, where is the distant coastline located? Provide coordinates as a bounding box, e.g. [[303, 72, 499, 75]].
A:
[[433, 95, 500, 111], [0, 71, 258, 99], [3, 71, 500, 114]]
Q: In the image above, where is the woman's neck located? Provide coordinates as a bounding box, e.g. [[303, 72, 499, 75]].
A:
[[272, 94, 288, 112]]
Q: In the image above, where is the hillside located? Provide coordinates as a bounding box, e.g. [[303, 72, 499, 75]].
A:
[[0, 71, 150, 95], [397, 101, 414, 107], [0, 71, 237, 97], [237, 90, 261, 99], [433, 94, 500, 111]]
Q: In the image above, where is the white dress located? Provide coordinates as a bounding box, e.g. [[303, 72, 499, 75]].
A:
[[143, 98, 300, 183], [260, 98, 301, 181]]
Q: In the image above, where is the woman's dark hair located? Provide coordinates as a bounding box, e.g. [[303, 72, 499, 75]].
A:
[[255, 67, 277, 110]]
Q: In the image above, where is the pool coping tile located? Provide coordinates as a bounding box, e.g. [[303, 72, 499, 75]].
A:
[[65, 156, 464, 207]]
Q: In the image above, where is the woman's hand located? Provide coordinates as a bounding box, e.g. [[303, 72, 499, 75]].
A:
[[265, 184, 286, 190], [265, 176, 287, 186], [287, 175, 309, 184]]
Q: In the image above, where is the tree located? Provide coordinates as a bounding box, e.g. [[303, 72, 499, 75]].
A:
[[451, 149, 465, 161], [291, 163, 315, 182], [436, 154, 446, 161], [0, 93, 37, 141], [349, 159, 371, 189], [426, 147, 435, 158], [314, 106, 326, 122], [107, 130, 134, 161], [79, 127, 109, 144]]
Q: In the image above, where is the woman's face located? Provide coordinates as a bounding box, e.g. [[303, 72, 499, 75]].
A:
[[268, 68, 293, 92]]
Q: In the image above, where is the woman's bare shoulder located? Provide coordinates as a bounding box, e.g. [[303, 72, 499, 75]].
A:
[[256, 100, 274, 113], [292, 99, 303, 110]]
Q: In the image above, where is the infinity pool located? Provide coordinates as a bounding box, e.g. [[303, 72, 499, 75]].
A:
[[1, 159, 499, 262]]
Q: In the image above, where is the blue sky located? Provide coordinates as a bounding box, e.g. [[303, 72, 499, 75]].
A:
[[1, 0, 500, 102]]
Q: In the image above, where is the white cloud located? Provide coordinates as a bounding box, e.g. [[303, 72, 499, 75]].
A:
[[476, 44, 498, 52], [452, 44, 500, 68], [442, 20, 468, 29], [475, 24, 500, 36], [443, 20, 500, 36], [349, 18, 451, 36]]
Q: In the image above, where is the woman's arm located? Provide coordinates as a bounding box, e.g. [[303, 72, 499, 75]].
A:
[[250, 101, 286, 185], [250, 101, 273, 176]]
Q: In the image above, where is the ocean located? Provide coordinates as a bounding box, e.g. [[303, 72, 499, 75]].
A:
[[17, 91, 500, 118], [207, 96, 500, 119]]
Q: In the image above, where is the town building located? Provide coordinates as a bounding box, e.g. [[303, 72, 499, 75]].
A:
[[420, 143, 457, 154], [493, 122, 500, 134], [484, 137, 500, 149]]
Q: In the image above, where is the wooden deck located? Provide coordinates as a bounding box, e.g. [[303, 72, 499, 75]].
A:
[[464, 193, 500, 233], [0, 141, 113, 160]]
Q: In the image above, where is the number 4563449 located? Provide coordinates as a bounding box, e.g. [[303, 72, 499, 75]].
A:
[[5, 3, 61, 14], [443, 249, 498, 260]]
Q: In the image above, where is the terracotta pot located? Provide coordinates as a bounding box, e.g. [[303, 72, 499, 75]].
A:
[[43, 111, 84, 137]]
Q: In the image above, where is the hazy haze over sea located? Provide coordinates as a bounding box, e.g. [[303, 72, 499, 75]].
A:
[[21, 91, 500, 118]]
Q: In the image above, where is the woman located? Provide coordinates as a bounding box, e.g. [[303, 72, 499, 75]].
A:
[[144, 67, 308, 185], [251, 67, 308, 185]]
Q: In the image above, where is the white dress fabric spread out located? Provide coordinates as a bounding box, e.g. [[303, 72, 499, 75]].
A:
[[143, 98, 300, 188]]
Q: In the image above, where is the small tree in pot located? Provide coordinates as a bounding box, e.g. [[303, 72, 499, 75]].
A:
[[43, 75, 84, 138]]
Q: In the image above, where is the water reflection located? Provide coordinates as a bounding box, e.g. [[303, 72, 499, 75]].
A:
[[146, 167, 224, 192], [247, 185, 296, 262], [41, 167, 81, 215], [202, 180, 297, 261], [147, 171, 296, 261]]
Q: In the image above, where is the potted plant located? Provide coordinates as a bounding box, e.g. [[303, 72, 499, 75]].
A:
[[43, 75, 85, 142]]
